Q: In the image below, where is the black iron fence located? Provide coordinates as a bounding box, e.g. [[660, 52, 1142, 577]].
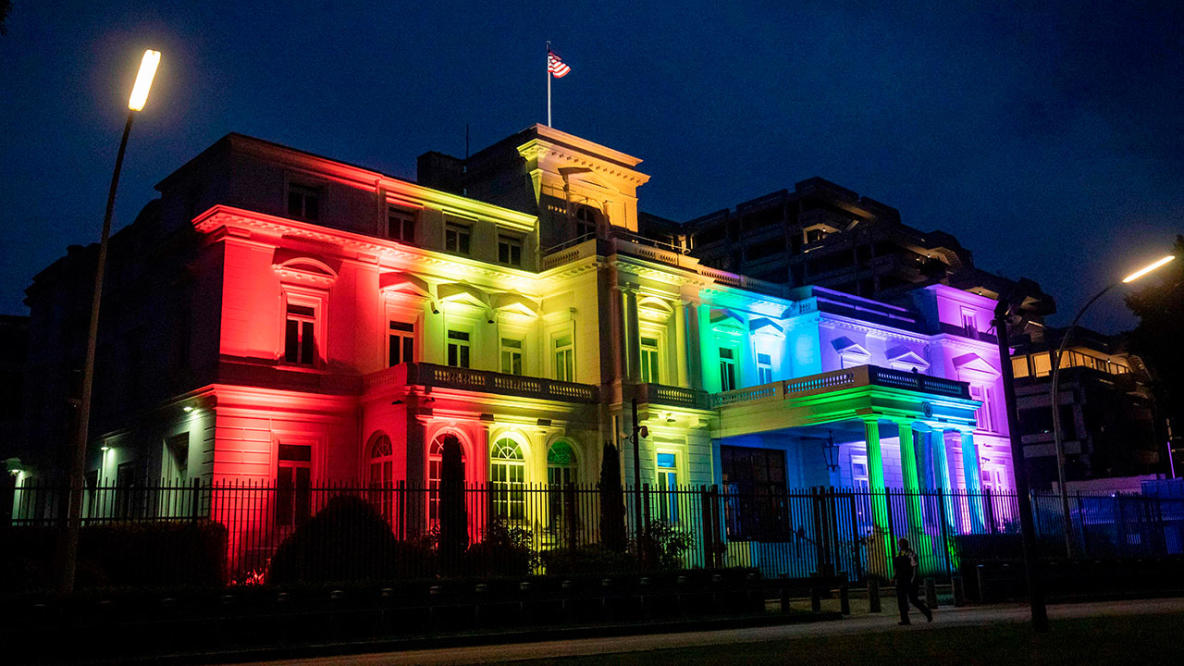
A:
[[6, 480, 1183, 589]]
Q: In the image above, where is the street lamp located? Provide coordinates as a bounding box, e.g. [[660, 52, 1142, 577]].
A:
[[1050, 253, 1175, 559], [58, 49, 161, 595]]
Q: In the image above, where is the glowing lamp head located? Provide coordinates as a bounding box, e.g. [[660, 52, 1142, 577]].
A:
[[182, 405, 194, 413], [128, 49, 161, 111], [1121, 255, 1176, 284]]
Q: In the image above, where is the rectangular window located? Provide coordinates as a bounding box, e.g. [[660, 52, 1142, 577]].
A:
[[284, 304, 317, 366], [447, 330, 471, 368], [656, 453, 679, 523], [445, 222, 471, 255], [1031, 352, 1052, 377], [498, 234, 523, 266], [961, 307, 977, 336], [1011, 356, 1030, 379], [970, 385, 994, 432], [640, 336, 660, 383], [851, 456, 873, 525], [388, 320, 415, 367], [500, 338, 523, 375], [276, 444, 312, 527], [115, 461, 140, 519], [720, 445, 788, 540], [757, 352, 773, 384], [719, 347, 738, 391], [164, 433, 189, 482], [287, 184, 320, 221], [553, 333, 574, 382], [386, 206, 416, 243]]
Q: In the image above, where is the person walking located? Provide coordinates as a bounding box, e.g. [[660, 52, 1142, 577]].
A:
[[893, 537, 932, 625]]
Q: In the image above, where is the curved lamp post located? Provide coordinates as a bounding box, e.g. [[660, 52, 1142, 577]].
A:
[[59, 50, 161, 595], [1050, 253, 1175, 558]]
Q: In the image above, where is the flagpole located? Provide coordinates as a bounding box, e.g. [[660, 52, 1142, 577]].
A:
[[546, 41, 552, 127]]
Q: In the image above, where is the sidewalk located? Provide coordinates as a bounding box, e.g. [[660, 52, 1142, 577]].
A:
[[253, 597, 1184, 665]]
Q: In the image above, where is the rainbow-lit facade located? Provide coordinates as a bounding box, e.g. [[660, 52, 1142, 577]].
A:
[[29, 125, 1013, 543]]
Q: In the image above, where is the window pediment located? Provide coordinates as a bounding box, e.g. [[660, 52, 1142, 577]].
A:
[[832, 336, 871, 361], [437, 282, 490, 309], [710, 308, 746, 334], [493, 292, 541, 317], [750, 317, 784, 338], [887, 346, 930, 372], [379, 272, 431, 299], [954, 352, 999, 377], [273, 254, 338, 288]]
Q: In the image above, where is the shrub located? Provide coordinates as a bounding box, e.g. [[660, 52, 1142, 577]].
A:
[[541, 543, 637, 575], [465, 519, 536, 577], [267, 495, 434, 584], [1, 520, 227, 593], [637, 519, 693, 570]]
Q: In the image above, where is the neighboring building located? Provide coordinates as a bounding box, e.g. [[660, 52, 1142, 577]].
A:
[[0, 314, 29, 513], [662, 177, 1054, 319], [20, 125, 1012, 561], [0, 315, 29, 459], [1011, 325, 1161, 489]]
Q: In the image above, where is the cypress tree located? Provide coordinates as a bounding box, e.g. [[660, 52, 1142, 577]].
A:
[[438, 434, 468, 572], [599, 441, 627, 553]]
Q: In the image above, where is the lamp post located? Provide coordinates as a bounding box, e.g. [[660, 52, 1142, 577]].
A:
[[1050, 254, 1175, 559], [628, 398, 648, 542], [58, 49, 161, 595]]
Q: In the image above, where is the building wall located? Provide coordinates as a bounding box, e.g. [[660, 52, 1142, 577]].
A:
[[21, 130, 1012, 510]]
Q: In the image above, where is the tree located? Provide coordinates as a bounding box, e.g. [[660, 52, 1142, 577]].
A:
[[437, 434, 468, 573], [1125, 234, 1184, 471], [598, 441, 627, 552], [0, 1, 10, 35]]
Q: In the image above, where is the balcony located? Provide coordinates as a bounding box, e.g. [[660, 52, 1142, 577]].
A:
[[364, 362, 599, 404], [634, 382, 709, 410], [709, 364, 970, 409]]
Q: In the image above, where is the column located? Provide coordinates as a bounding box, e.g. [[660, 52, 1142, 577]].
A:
[[864, 420, 894, 574], [961, 431, 986, 532], [683, 300, 703, 390], [931, 430, 957, 533], [913, 427, 933, 490], [896, 421, 931, 554], [697, 304, 718, 393], [623, 288, 641, 383], [673, 300, 689, 388]]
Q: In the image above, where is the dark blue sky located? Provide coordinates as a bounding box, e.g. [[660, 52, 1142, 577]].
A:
[[2, 2, 1181, 331]]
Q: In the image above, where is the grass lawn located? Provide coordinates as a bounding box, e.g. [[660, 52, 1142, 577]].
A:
[[506, 612, 1182, 665]]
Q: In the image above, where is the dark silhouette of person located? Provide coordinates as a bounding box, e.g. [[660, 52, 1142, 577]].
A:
[[893, 537, 932, 625]]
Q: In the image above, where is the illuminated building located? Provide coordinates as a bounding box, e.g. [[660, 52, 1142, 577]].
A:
[[21, 125, 1011, 539]]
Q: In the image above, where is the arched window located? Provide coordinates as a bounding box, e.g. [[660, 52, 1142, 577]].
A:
[[368, 434, 394, 487], [546, 440, 577, 486], [367, 433, 395, 523], [428, 435, 466, 525], [546, 440, 579, 542], [490, 438, 526, 520]]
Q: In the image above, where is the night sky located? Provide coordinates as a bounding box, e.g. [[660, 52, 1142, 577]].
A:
[[2, 2, 1181, 332]]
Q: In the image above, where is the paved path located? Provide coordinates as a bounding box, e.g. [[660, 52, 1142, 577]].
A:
[[249, 598, 1184, 665]]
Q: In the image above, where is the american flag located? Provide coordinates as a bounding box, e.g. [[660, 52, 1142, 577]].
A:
[[547, 50, 571, 78]]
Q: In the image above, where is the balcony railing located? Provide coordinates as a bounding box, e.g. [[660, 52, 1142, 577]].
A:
[[366, 362, 599, 403], [709, 364, 970, 409], [634, 382, 708, 409]]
